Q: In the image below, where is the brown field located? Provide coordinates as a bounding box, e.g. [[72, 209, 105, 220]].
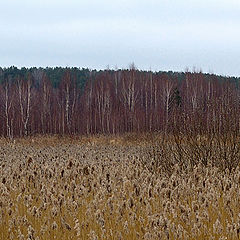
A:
[[1, 134, 240, 240]]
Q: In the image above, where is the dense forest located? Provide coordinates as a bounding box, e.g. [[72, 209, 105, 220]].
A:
[[0, 66, 240, 138]]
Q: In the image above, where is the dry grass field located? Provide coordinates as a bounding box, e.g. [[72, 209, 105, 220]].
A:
[[1, 134, 240, 239]]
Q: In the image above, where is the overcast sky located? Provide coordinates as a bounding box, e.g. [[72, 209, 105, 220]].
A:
[[0, 0, 240, 76]]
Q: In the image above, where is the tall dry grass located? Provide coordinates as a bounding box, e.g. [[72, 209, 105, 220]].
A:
[[1, 134, 240, 239]]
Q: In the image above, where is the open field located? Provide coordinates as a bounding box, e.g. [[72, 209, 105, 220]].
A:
[[1, 134, 240, 239]]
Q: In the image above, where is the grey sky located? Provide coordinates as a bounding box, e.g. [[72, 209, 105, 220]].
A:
[[1, 0, 240, 76]]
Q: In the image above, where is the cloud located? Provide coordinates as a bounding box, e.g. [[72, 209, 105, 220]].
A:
[[0, 0, 240, 76]]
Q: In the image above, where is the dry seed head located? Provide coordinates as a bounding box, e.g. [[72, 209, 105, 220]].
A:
[[52, 221, 58, 230]]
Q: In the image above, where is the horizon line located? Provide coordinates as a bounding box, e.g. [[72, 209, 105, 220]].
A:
[[0, 65, 240, 79]]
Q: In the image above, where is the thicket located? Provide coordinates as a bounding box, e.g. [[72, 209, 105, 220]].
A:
[[0, 66, 239, 138]]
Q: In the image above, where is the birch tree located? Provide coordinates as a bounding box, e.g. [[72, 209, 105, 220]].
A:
[[17, 76, 32, 136], [0, 80, 15, 138]]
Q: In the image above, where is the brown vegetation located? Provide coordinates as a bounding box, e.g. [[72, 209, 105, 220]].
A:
[[1, 134, 240, 239]]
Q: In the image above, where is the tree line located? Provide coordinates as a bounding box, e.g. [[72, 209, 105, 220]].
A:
[[0, 66, 240, 138]]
